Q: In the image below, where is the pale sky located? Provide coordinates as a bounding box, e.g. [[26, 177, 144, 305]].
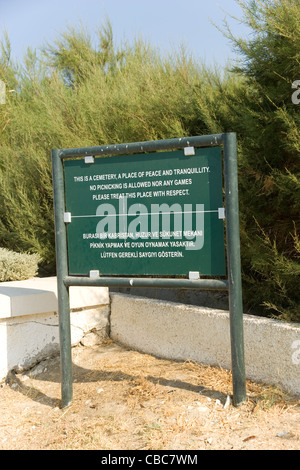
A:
[[0, 0, 250, 68]]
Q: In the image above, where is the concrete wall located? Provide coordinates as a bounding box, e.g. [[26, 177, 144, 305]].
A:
[[110, 294, 300, 397], [0, 277, 109, 380]]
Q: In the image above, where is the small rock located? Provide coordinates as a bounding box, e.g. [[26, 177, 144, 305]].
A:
[[30, 364, 44, 377], [276, 431, 295, 440], [224, 395, 232, 409], [14, 364, 25, 374], [21, 375, 30, 382], [80, 332, 101, 347]]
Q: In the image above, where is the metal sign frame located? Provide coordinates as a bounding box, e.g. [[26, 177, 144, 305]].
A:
[[52, 132, 246, 408]]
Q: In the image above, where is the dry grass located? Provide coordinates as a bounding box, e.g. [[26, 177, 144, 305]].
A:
[[0, 340, 299, 450]]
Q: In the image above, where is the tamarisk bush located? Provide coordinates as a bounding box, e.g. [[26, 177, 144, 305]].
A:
[[0, 3, 299, 321]]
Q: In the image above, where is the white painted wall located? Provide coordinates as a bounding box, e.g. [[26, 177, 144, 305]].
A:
[[110, 294, 300, 397], [0, 277, 110, 380]]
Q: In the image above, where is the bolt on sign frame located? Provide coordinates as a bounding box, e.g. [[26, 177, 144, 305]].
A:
[[52, 132, 246, 408]]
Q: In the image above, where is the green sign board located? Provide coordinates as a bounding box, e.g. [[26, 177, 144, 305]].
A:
[[64, 147, 226, 276]]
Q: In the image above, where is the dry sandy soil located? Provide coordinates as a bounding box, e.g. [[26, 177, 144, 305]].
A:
[[0, 338, 299, 451]]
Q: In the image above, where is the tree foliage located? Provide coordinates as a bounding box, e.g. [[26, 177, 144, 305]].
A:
[[218, 0, 300, 320], [0, 23, 210, 272], [0, 3, 299, 321]]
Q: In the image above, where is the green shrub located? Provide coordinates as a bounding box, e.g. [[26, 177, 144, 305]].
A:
[[0, 25, 210, 267], [0, 247, 40, 281], [217, 0, 300, 321], [0, 7, 299, 321], [194, 0, 300, 321]]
